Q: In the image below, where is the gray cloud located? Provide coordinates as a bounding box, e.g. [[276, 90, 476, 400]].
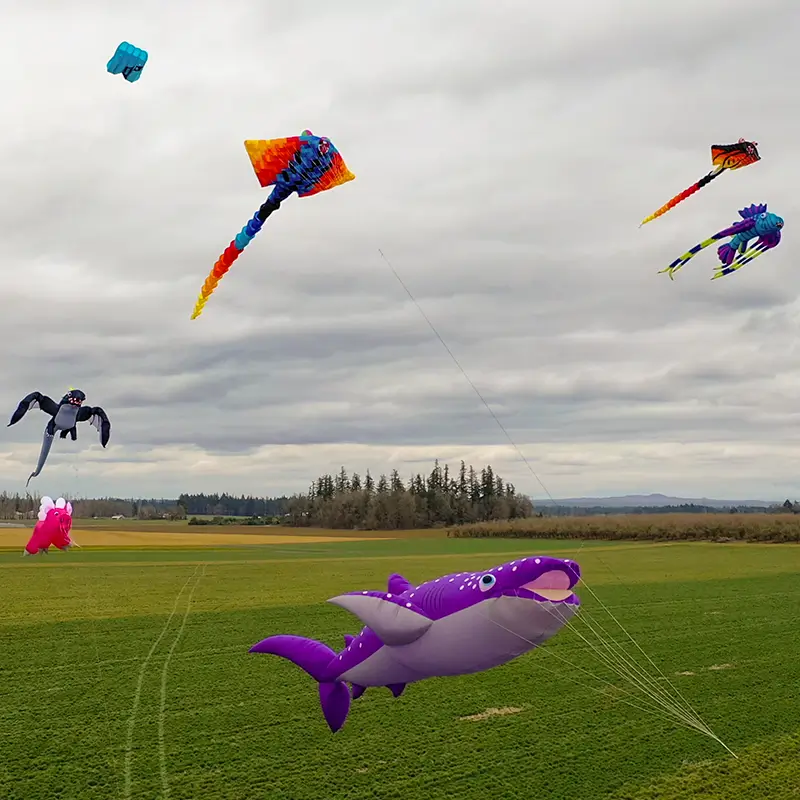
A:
[[1, 0, 800, 502]]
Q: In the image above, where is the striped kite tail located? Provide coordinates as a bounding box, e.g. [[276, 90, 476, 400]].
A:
[[190, 210, 268, 320], [711, 243, 771, 280], [640, 167, 725, 227]]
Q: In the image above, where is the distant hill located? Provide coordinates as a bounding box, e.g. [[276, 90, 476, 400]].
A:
[[551, 493, 775, 509]]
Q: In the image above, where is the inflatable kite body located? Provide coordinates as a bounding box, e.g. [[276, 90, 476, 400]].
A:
[[7, 389, 111, 486], [106, 42, 148, 82], [24, 497, 75, 555], [641, 138, 760, 226], [659, 203, 784, 281], [250, 554, 581, 732], [190, 130, 355, 319]]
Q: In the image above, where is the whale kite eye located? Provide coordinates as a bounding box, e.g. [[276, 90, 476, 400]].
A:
[[479, 574, 496, 592]]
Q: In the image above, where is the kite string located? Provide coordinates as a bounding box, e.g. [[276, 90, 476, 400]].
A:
[[377, 248, 558, 507], [376, 247, 643, 603], [477, 606, 737, 757], [544, 605, 701, 726], [375, 247, 737, 752]]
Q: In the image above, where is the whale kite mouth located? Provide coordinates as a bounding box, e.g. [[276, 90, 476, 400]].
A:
[[519, 569, 575, 602]]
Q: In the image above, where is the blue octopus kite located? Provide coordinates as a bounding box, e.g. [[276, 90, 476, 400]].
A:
[[659, 203, 784, 281]]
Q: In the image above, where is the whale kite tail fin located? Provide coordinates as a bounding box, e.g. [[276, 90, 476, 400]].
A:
[[249, 634, 351, 732]]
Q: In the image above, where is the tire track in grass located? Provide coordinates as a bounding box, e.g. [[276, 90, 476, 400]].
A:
[[158, 564, 206, 799], [123, 565, 201, 800]]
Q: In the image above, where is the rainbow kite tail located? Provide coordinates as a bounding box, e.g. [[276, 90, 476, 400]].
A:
[[640, 166, 725, 227], [190, 199, 280, 319]]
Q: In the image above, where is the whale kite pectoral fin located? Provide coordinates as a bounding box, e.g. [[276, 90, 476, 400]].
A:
[[327, 592, 433, 646], [387, 573, 414, 594], [319, 681, 351, 733], [387, 683, 406, 698], [351, 683, 367, 699], [343, 634, 355, 647]]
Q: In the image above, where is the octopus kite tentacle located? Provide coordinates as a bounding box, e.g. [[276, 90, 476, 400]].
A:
[[711, 243, 771, 280], [657, 219, 754, 281]]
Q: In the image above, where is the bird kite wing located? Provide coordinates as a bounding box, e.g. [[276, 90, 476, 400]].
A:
[[8, 392, 58, 426], [641, 139, 760, 226], [77, 405, 111, 447]]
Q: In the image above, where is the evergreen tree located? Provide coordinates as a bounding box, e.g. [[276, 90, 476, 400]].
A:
[[284, 460, 533, 530]]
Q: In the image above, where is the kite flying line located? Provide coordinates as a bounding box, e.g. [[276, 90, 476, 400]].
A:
[[376, 249, 736, 755], [377, 248, 558, 508]]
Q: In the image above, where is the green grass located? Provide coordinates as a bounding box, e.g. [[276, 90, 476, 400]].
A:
[[1, 538, 799, 799]]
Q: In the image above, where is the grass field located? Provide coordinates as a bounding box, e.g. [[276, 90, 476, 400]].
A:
[[1, 530, 799, 799]]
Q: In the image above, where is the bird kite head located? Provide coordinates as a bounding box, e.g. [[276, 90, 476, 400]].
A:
[[62, 388, 86, 406]]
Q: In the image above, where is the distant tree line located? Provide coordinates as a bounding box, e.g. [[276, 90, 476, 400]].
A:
[[0, 492, 40, 519], [2, 485, 797, 525], [539, 502, 797, 517], [0, 492, 185, 521], [177, 493, 290, 517], [283, 460, 534, 530], [0, 492, 293, 521]]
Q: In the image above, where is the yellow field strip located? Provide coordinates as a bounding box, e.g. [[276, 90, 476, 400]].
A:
[[0, 528, 382, 548]]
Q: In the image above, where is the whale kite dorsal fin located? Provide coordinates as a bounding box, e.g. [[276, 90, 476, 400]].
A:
[[387, 573, 414, 594], [328, 591, 432, 646]]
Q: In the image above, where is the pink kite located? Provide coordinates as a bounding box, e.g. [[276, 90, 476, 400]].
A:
[[24, 496, 76, 555]]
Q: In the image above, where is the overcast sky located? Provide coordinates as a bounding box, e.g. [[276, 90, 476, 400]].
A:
[[1, 0, 799, 504]]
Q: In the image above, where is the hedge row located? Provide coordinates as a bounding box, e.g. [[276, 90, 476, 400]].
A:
[[447, 513, 800, 543]]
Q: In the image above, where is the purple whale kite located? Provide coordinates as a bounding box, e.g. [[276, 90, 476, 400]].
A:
[[249, 554, 581, 732]]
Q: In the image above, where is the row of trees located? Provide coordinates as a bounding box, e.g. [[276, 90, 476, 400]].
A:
[[0, 461, 532, 529], [177, 493, 290, 517], [284, 461, 533, 529], [540, 502, 795, 517], [4, 479, 795, 527], [0, 493, 185, 521]]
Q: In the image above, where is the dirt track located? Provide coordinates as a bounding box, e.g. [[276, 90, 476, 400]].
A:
[[0, 528, 382, 548]]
